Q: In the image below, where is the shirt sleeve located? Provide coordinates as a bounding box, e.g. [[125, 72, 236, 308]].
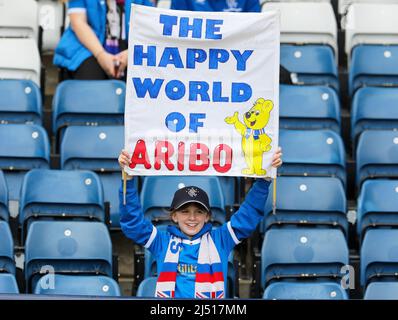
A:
[[245, 0, 261, 12], [170, 0, 189, 10], [212, 179, 270, 253], [67, 0, 87, 14], [119, 179, 162, 252]]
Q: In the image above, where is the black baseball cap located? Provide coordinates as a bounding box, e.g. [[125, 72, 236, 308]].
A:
[[169, 186, 210, 212]]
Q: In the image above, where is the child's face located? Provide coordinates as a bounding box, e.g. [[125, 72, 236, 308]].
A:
[[171, 204, 210, 237]]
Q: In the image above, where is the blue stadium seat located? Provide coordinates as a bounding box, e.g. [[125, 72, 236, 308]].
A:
[[280, 85, 340, 133], [140, 176, 226, 225], [0, 79, 42, 125], [52, 80, 125, 143], [357, 179, 398, 239], [0, 124, 50, 216], [19, 169, 105, 241], [0, 221, 15, 275], [34, 274, 121, 296], [281, 44, 339, 91], [262, 176, 348, 236], [356, 130, 398, 188], [136, 276, 157, 298], [261, 228, 348, 289], [60, 125, 124, 228], [279, 129, 346, 187], [349, 45, 398, 96], [263, 281, 348, 300], [25, 221, 113, 292], [364, 282, 398, 300], [0, 274, 19, 294], [0, 170, 9, 222], [361, 229, 398, 287], [351, 87, 398, 145]]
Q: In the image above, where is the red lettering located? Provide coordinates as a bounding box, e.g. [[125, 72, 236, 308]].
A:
[[213, 144, 233, 173], [189, 143, 210, 171], [177, 141, 185, 171], [154, 140, 175, 170], [129, 139, 151, 169]]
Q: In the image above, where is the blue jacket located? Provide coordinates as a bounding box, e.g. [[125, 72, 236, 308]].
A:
[[54, 0, 153, 71], [170, 0, 261, 12], [119, 178, 270, 298]]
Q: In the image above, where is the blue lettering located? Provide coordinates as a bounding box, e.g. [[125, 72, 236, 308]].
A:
[[165, 112, 186, 132], [189, 81, 210, 101], [186, 49, 207, 69], [206, 19, 223, 39], [165, 80, 186, 100], [231, 50, 253, 71], [231, 83, 252, 102], [212, 82, 229, 102], [159, 47, 184, 68], [133, 45, 156, 66], [159, 14, 178, 36], [179, 17, 202, 39], [132, 77, 164, 98], [209, 49, 229, 69], [189, 113, 206, 133]]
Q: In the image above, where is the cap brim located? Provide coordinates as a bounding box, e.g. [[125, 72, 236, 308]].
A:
[[170, 200, 210, 212]]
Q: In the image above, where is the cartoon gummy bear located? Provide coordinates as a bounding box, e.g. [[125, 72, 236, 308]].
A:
[[224, 98, 273, 175]]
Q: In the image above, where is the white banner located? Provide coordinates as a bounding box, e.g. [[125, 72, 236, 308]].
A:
[[125, 4, 280, 177]]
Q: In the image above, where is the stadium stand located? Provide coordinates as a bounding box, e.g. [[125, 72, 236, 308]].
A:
[[34, 274, 121, 296], [136, 276, 157, 297], [278, 129, 346, 187], [260, 228, 349, 289], [356, 130, 398, 188], [0, 79, 42, 125], [24, 220, 113, 292], [52, 80, 125, 145], [0, 124, 50, 218], [19, 169, 105, 242], [279, 84, 341, 133], [60, 125, 124, 228], [357, 179, 398, 240], [262, 176, 348, 236], [262, 281, 348, 300]]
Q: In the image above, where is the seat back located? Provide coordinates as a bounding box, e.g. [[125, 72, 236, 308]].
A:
[[279, 129, 346, 186], [0, 79, 42, 125], [141, 176, 225, 225], [52, 80, 125, 141], [38, 0, 65, 51], [25, 221, 113, 292], [0, 0, 39, 40], [19, 169, 105, 239], [0, 274, 19, 294], [364, 282, 398, 299], [263, 281, 348, 300], [360, 229, 398, 287], [0, 39, 41, 87], [261, 228, 348, 289], [356, 130, 398, 188], [349, 45, 398, 95], [136, 277, 157, 297], [280, 85, 340, 132], [262, 2, 337, 55], [351, 87, 398, 144], [263, 176, 347, 235], [357, 179, 398, 238], [34, 274, 121, 296]]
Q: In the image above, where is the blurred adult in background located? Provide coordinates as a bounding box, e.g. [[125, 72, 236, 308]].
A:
[[54, 0, 155, 80]]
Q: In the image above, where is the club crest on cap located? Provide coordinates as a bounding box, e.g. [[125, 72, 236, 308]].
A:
[[187, 187, 199, 198]]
